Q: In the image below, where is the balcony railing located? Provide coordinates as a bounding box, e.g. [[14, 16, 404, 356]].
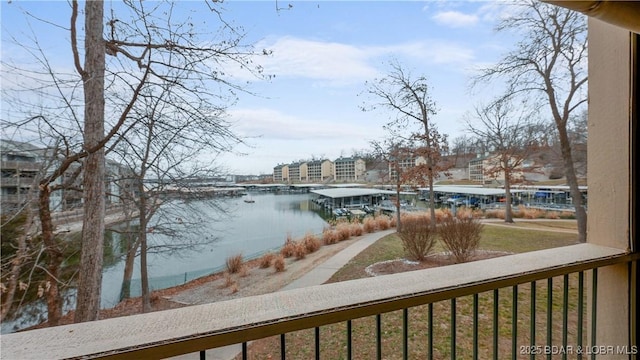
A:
[[1, 244, 636, 360]]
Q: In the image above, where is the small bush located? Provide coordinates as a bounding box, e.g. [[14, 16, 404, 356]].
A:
[[294, 242, 307, 260], [362, 216, 377, 233], [259, 252, 275, 268], [335, 223, 351, 241], [484, 209, 505, 219], [376, 216, 391, 230], [349, 223, 364, 237], [226, 253, 243, 274], [303, 233, 321, 253], [322, 228, 340, 245], [438, 217, 483, 263], [388, 215, 397, 228], [273, 255, 286, 272], [398, 213, 437, 261], [281, 238, 298, 258]]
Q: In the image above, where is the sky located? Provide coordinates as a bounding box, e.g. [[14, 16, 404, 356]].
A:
[[1, 1, 518, 176]]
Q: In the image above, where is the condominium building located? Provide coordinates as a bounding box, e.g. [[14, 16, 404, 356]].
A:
[[1, 139, 129, 215], [334, 157, 366, 182], [306, 159, 333, 182], [468, 153, 524, 184], [272, 164, 289, 183]]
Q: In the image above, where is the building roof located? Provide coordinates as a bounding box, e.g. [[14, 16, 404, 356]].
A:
[[311, 187, 397, 199], [418, 185, 524, 196]]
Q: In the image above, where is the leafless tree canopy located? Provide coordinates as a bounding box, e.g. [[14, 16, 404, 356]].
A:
[[473, 0, 588, 241]]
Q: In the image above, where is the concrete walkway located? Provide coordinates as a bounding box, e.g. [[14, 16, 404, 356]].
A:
[[170, 229, 396, 360]]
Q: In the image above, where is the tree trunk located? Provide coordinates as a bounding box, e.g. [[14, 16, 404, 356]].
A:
[[504, 167, 514, 223], [38, 185, 63, 326], [119, 234, 138, 301], [75, 0, 106, 323], [558, 129, 587, 242], [138, 191, 151, 312]]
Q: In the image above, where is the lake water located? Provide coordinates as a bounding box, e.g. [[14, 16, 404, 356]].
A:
[[1, 192, 328, 334], [100, 192, 328, 307]]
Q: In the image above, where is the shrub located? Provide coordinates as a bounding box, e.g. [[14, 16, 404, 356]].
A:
[[335, 223, 351, 241], [281, 237, 297, 258], [484, 209, 505, 219], [273, 255, 286, 272], [349, 223, 364, 237], [398, 213, 437, 261], [438, 217, 483, 264], [294, 242, 307, 260], [376, 216, 391, 230], [226, 253, 243, 274], [259, 252, 275, 268], [388, 215, 397, 228], [303, 233, 321, 253], [362, 217, 377, 233], [322, 228, 340, 245]]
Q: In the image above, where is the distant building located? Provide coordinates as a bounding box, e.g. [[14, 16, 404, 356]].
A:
[[468, 153, 524, 184], [388, 155, 426, 181], [334, 157, 366, 182], [306, 159, 333, 182], [1, 139, 130, 216], [0, 139, 42, 214], [272, 164, 289, 183]]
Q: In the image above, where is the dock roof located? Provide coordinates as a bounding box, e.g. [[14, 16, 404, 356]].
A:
[[419, 186, 523, 196], [311, 187, 406, 199]]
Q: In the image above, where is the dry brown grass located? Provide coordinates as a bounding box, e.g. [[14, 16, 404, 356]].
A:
[[335, 222, 352, 241], [302, 233, 321, 254], [273, 255, 286, 272], [322, 228, 340, 245], [280, 238, 297, 258], [294, 242, 307, 260], [362, 216, 377, 233], [225, 254, 243, 274], [259, 253, 275, 269]]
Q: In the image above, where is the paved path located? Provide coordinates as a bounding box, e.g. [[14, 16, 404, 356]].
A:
[[169, 229, 396, 360]]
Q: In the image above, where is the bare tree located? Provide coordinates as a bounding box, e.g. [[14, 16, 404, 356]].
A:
[[474, 0, 588, 241], [362, 61, 449, 228], [370, 137, 415, 232], [1, 0, 268, 324], [466, 97, 542, 222], [111, 80, 238, 311]]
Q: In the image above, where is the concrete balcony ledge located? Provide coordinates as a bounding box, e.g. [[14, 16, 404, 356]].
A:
[[0, 243, 632, 360]]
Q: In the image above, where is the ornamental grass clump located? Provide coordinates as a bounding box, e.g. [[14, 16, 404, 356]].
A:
[[335, 222, 351, 241], [438, 216, 484, 264], [398, 213, 437, 261], [226, 253, 243, 274], [303, 232, 321, 253], [349, 223, 364, 237], [294, 242, 307, 260], [375, 216, 391, 230], [362, 216, 377, 233], [259, 252, 275, 268], [281, 235, 298, 258], [273, 254, 286, 272], [322, 228, 340, 245]]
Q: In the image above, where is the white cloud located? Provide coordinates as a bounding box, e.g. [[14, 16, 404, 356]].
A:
[[228, 108, 366, 140], [431, 11, 479, 28], [254, 36, 379, 83]]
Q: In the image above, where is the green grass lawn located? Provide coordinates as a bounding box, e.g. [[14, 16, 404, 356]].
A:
[[239, 222, 582, 359]]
